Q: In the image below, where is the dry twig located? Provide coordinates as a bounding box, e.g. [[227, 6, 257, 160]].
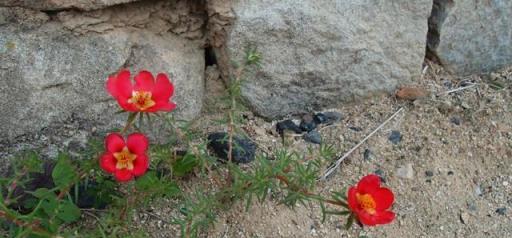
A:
[[319, 107, 405, 180]]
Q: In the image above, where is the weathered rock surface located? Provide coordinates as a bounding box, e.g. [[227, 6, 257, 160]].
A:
[[222, 0, 432, 119], [428, 0, 512, 75], [0, 4, 204, 143], [0, 0, 140, 11]]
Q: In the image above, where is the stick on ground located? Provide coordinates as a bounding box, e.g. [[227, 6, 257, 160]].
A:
[[319, 107, 405, 180]]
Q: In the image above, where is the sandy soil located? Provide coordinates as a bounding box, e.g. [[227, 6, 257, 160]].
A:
[[127, 63, 512, 237]]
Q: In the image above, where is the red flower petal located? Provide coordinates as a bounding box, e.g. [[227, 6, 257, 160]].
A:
[[105, 133, 125, 153], [356, 174, 381, 194], [99, 153, 116, 174], [117, 99, 139, 112], [347, 187, 359, 212], [114, 169, 133, 182], [356, 210, 378, 226], [151, 73, 174, 101], [132, 154, 149, 176], [372, 187, 394, 211], [127, 133, 149, 155], [369, 211, 395, 225], [134, 71, 155, 92], [106, 70, 133, 99], [145, 101, 176, 112]]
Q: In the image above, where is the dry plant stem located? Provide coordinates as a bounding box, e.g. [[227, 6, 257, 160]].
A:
[[227, 66, 245, 163], [436, 84, 478, 96], [0, 210, 51, 237], [56, 171, 89, 200], [320, 107, 405, 180], [226, 65, 245, 186], [4, 167, 28, 206], [119, 184, 137, 220]]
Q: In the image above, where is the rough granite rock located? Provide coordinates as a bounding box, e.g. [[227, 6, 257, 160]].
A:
[[222, 0, 432, 119], [56, 0, 206, 39], [428, 0, 512, 75], [0, 0, 140, 11], [0, 8, 204, 143]]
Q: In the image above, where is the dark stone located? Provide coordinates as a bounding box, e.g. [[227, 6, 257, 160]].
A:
[[276, 120, 302, 134], [442, 79, 453, 89], [349, 126, 362, 132], [300, 114, 317, 132], [322, 111, 343, 124], [303, 130, 322, 144], [450, 116, 461, 125], [313, 113, 328, 124], [207, 132, 256, 163], [496, 207, 507, 215], [374, 169, 386, 183], [425, 170, 434, 177], [363, 149, 372, 161], [388, 130, 402, 144], [448, 171, 454, 175]]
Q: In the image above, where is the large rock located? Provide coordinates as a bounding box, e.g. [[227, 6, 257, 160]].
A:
[[0, 6, 204, 143], [428, 0, 512, 75], [222, 0, 432, 119], [0, 0, 140, 11]]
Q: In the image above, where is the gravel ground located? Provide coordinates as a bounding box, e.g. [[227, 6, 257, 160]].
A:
[[85, 63, 512, 237]]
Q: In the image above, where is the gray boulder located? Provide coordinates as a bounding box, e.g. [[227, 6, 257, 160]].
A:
[[0, 0, 140, 11], [0, 13, 204, 143], [428, 0, 512, 75], [222, 0, 432, 119]]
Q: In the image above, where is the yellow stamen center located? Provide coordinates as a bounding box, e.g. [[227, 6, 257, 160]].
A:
[[356, 193, 377, 215], [113, 147, 137, 170], [128, 91, 156, 111]]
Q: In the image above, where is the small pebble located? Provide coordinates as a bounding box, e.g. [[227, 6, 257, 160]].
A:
[[319, 111, 343, 125], [467, 202, 478, 211], [363, 149, 374, 161], [442, 79, 453, 89], [303, 130, 322, 144], [300, 114, 317, 132], [276, 120, 302, 134], [460, 212, 470, 224], [448, 171, 454, 176], [374, 169, 386, 183], [349, 126, 362, 132], [388, 130, 402, 144], [425, 170, 434, 177], [396, 163, 414, 179], [450, 116, 461, 125], [313, 113, 327, 124], [495, 207, 507, 215], [474, 186, 483, 196], [207, 132, 256, 163]]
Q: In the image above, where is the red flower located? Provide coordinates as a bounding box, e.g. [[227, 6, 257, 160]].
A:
[[99, 133, 149, 182], [107, 70, 176, 112], [347, 174, 395, 226]]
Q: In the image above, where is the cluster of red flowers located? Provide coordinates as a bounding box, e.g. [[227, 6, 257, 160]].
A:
[[99, 70, 176, 182], [97, 70, 396, 228]]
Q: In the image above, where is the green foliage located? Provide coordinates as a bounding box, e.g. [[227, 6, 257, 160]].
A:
[[52, 154, 78, 189], [172, 153, 199, 177], [135, 171, 181, 200]]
